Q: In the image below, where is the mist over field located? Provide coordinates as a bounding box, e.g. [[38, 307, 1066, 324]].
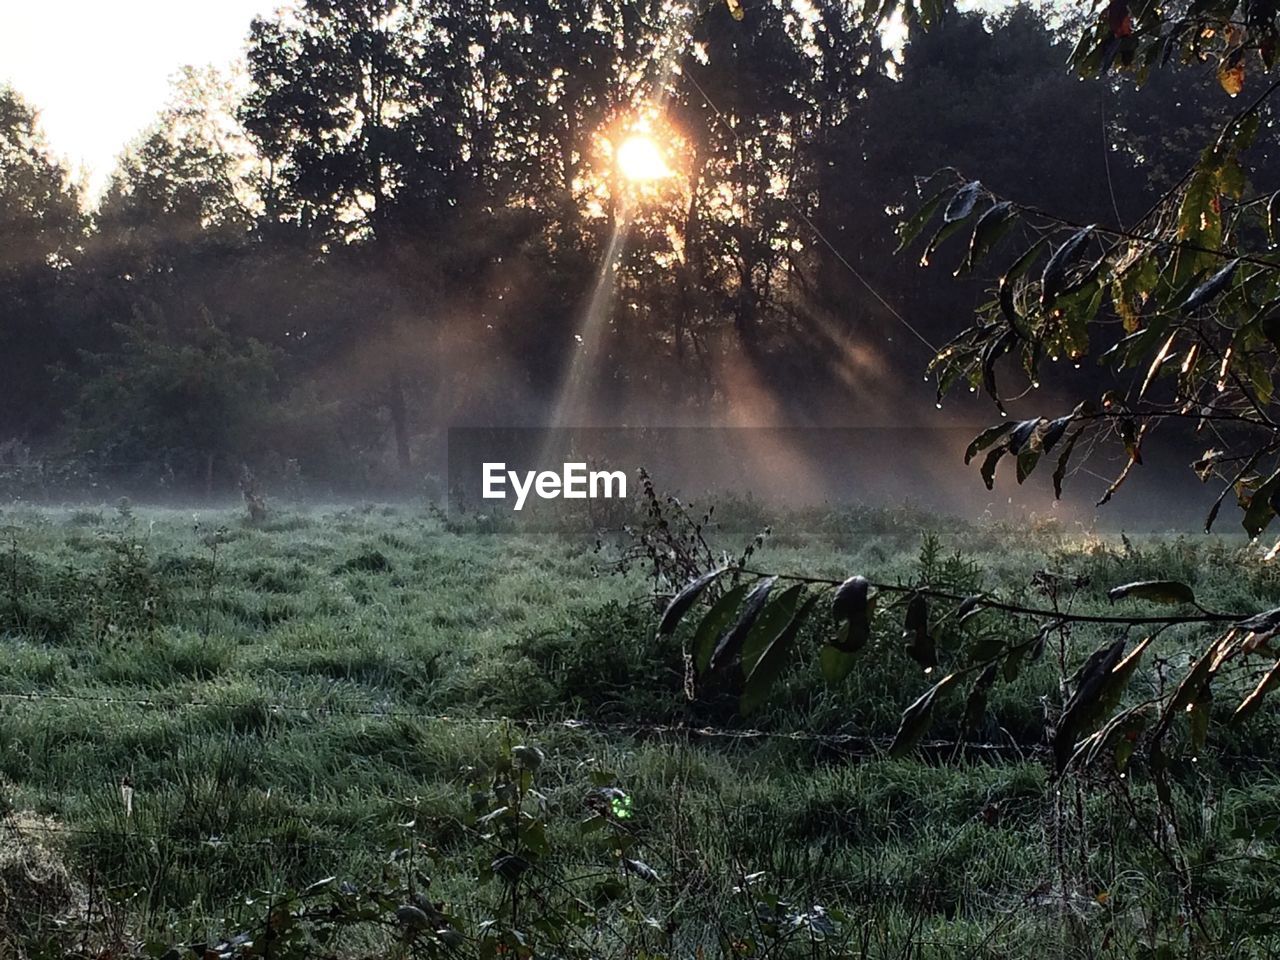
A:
[[5, 0, 1280, 958]]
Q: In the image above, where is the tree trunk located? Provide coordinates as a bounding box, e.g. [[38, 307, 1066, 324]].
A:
[[388, 371, 411, 472], [674, 153, 704, 367]]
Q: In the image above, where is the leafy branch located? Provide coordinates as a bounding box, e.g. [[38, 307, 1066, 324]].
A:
[[897, 64, 1280, 531], [657, 560, 1280, 784]]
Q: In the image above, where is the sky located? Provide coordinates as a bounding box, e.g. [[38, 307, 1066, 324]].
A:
[[0, 0, 290, 198], [0, 0, 980, 202]]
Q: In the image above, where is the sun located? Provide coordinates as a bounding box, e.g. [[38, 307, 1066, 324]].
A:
[[615, 133, 671, 183]]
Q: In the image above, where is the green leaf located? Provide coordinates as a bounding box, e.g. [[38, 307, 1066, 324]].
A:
[[658, 568, 728, 636], [919, 182, 983, 266], [920, 219, 971, 268], [1006, 417, 1040, 453], [1224, 111, 1261, 151], [1015, 449, 1041, 484], [999, 277, 1023, 334], [1060, 639, 1154, 771], [492, 853, 532, 883], [1174, 169, 1221, 286], [963, 661, 999, 732], [895, 187, 949, 253], [742, 584, 806, 673], [1003, 643, 1027, 681], [956, 201, 1015, 275], [1217, 156, 1246, 198], [1106, 580, 1195, 605], [956, 593, 984, 619], [1235, 606, 1280, 635], [1071, 705, 1148, 771], [693, 583, 749, 673], [1137, 332, 1177, 401], [995, 239, 1049, 336], [888, 672, 960, 758], [979, 328, 1017, 413], [1112, 254, 1159, 331], [710, 576, 776, 671], [1041, 226, 1095, 307], [1039, 415, 1074, 454], [1181, 258, 1239, 311], [1243, 468, 1280, 538], [742, 593, 818, 715], [831, 575, 871, 619], [980, 445, 1007, 490], [964, 422, 1016, 465], [1153, 636, 1224, 749], [830, 575, 876, 651], [1113, 712, 1147, 771], [1003, 236, 1051, 282], [902, 592, 937, 669], [943, 181, 982, 222], [819, 643, 859, 684], [1233, 659, 1280, 722], [1054, 638, 1127, 772], [1097, 635, 1152, 719], [1188, 687, 1211, 755]]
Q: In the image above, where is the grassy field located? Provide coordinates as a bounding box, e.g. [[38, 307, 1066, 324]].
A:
[[2, 500, 1280, 958]]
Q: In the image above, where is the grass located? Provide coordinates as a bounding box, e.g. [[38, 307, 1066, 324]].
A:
[[1, 501, 1279, 956]]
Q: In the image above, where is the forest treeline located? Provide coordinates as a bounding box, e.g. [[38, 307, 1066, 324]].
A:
[[0, 0, 1265, 491]]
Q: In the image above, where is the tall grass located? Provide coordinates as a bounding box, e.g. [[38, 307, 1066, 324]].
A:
[[0, 503, 1277, 956]]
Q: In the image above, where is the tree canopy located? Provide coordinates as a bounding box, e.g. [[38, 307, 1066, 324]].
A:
[[4, 0, 1274, 501]]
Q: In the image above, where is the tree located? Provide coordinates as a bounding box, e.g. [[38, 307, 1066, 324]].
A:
[[85, 68, 260, 347], [895, 0, 1280, 531], [622, 6, 1280, 891], [651, 0, 1280, 861], [12, 0, 1262, 489], [0, 88, 86, 441], [241, 0, 441, 470], [67, 308, 279, 488]]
